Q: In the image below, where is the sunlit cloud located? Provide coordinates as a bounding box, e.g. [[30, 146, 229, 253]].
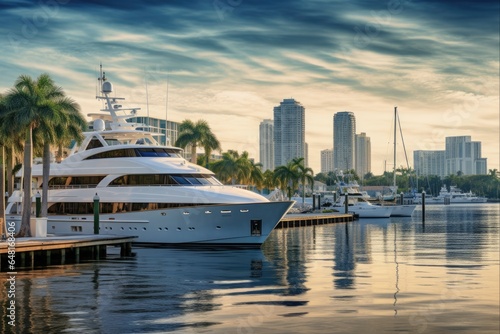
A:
[[0, 0, 498, 174]]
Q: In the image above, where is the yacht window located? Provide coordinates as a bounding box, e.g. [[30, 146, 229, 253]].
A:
[[136, 148, 157, 157], [86, 148, 137, 159], [185, 175, 202, 185], [171, 175, 190, 185], [108, 174, 220, 186], [49, 176, 105, 188], [48, 202, 217, 215], [87, 137, 104, 149], [104, 138, 121, 146], [196, 177, 211, 185], [207, 176, 223, 185]]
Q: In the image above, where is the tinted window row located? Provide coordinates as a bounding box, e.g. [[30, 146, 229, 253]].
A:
[[49, 176, 106, 188], [109, 174, 222, 186], [47, 202, 209, 215], [85, 147, 182, 160]]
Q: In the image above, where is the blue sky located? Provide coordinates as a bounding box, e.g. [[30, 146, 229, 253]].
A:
[[1, 0, 498, 174]]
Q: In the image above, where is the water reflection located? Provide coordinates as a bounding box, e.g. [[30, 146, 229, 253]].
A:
[[1, 204, 498, 333]]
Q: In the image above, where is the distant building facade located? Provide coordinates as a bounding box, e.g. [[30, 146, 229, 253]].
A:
[[127, 116, 179, 147], [321, 149, 334, 174], [259, 119, 274, 171], [413, 135, 487, 177], [413, 150, 446, 178], [355, 132, 371, 177], [445, 136, 487, 175], [333, 111, 356, 171], [273, 98, 306, 167]]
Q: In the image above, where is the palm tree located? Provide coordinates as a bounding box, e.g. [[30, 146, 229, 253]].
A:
[[175, 119, 220, 164], [273, 161, 299, 200], [2, 73, 84, 237], [247, 160, 264, 191], [35, 96, 86, 217], [211, 150, 251, 185], [292, 157, 314, 204], [262, 169, 276, 193], [202, 134, 221, 168]]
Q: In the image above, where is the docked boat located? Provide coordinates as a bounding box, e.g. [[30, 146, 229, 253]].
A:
[[377, 106, 416, 217], [5, 68, 294, 245], [423, 186, 487, 204], [332, 179, 393, 218]]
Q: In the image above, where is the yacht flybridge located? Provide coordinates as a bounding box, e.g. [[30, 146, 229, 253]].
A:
[[6, 67, 294, 245]]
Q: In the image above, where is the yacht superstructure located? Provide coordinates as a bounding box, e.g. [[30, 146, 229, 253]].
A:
[[6, 67, 294, 245]]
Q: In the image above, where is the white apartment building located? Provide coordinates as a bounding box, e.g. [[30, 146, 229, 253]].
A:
[[355, 132, 371, 177], [259, 119, 274, 171], [333, 111, 356, 171], [273, 98, 306, 167], [321, 148, 334, 174]]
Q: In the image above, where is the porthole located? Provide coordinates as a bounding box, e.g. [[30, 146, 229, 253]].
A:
[[143, 227, 147, 231], [183, 211, 190, 215], [221, 210, 231, 214], [177, 227, 181, 231], [158, 227, 162, 231], [216, 226, 221, 229], [205, 210, 212, 214], [240, 209, 249, 213], [161, 212, 166, 216]]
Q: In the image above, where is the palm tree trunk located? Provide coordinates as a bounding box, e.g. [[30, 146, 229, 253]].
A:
[[190, 144, 197, 164], [302, 178, 305, 205], [17, 128, 32, 237], [41, 141, 51, 217], [6, 146, 14, 197]]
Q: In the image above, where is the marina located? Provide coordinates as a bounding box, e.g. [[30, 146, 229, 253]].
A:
[[1, 204, 498, 333]]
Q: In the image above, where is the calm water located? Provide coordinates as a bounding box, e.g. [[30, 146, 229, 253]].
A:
[[2, 204, 499, 334]]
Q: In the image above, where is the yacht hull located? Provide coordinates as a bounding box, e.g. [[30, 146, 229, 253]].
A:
[[333, 204, 393, 218], [7, 201, 294, 245], [389, 204, 416, 217]]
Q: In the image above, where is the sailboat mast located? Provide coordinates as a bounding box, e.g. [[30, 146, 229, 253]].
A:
[[393, 106, 397, 187]]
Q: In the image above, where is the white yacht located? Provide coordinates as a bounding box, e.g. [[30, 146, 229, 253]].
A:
[[332, 181, 393, 218], [424, 186, 487, 205], [6, 68, 294, 245]]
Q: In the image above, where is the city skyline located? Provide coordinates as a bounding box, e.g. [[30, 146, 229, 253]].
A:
[[0, 1, 498, 174]]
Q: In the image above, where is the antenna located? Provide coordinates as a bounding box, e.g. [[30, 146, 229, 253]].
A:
[[145, 76, 150, 129], [165, 73, 169, 145]]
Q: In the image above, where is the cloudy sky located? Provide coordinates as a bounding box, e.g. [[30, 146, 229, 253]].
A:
[[1, 0, 498, 174]]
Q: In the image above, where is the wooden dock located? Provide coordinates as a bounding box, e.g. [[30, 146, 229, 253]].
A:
[[276, 212, 354, 228], [0, 235, 136, 271]]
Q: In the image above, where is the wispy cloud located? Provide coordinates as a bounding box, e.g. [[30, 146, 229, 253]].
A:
[[0, 0, 498, 173]]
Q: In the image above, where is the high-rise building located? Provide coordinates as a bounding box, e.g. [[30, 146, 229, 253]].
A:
[[413, 135, 487, 177], [259, 119, 274, 171], [445, 136, 487, 175], [333, 111, 356, 171], [413, 150, 446, 178], [273, 98, 306, 167], [321, 149, 334, 174], [355, 132, 371, 177]]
